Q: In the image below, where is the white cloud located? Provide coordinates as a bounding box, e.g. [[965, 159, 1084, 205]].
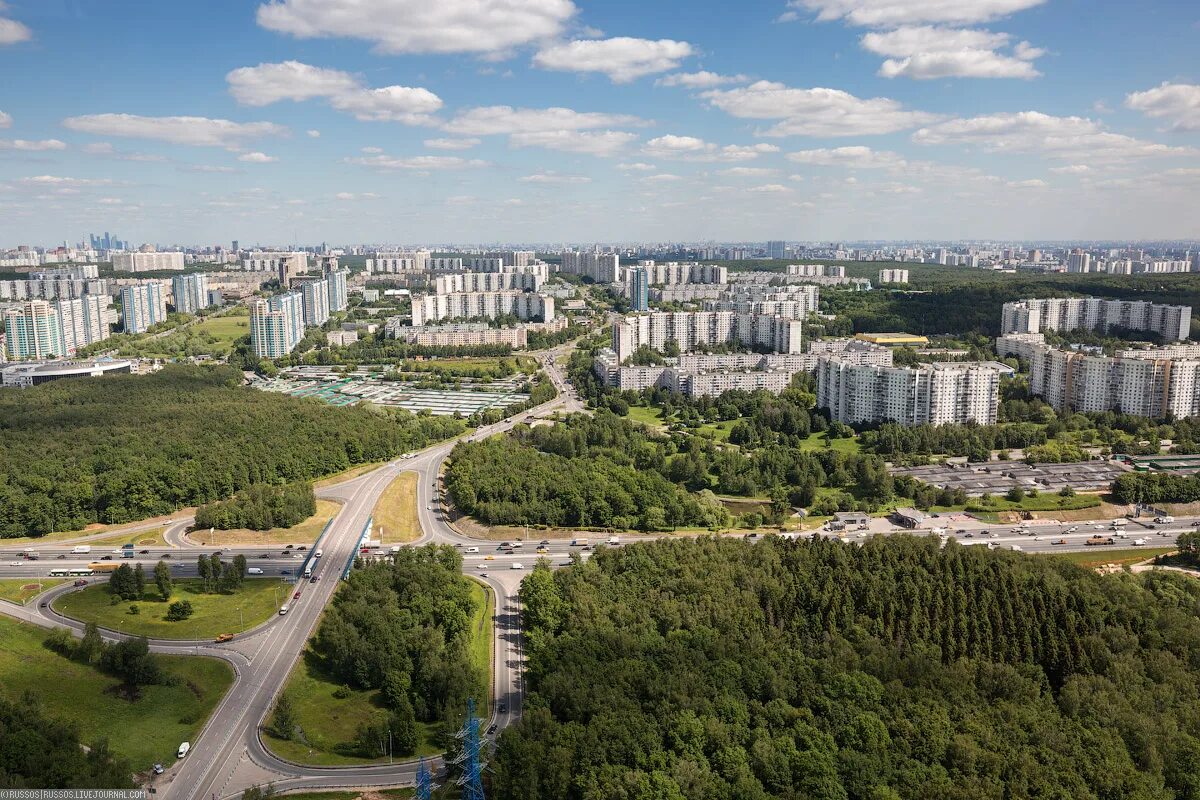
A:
[[345, 154, 488, 170], [533, 37, 694, 83], [656, 70, 749, 88], [335, 192, 356, 200], [307, 129, 321, 137], [182, 164, 239, 173], [335, 191, 378, 200], [448, 105, 643, 136], [861, 26, 1041, 79], [1125, 83, 1200, 132], [227, 61, 442, 124], [256, 0, 577, 55], [424, 137, 481, 150], [519, 171, 592, 184], [18, 175, 111, 188], [642, 173, 683, 183], [0, 138, 67, 151], [1006, 178, 1047, 188], [361, 146, 384, 154], [617, 162, 657, 171], [785, 0, 1048, 27], [913, 111, 1196, 161], [509, 129, 637, 157], [238, 151, 278, 163], [745, 183, 792, 193], [83, 142, 167, 162], [63, 114, 286, 148], [1049, 164, 1090, 174], [787, 146, 906, 168], [0, 2, 31, 46], [0, 111, 10, 128], [718, 166, 778, 177], [702, 80, 940, 136], [642, 135, 780, 162]]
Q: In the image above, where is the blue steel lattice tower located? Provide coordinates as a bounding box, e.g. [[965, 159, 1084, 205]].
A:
[[455, 698, 486, 800], [416, 757, 432, 800]]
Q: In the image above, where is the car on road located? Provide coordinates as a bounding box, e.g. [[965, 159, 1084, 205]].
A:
[[297, 545, 307, 551], [284, 544, 294, 549], [7, 561, 21, 567], [39, 601, 47, 608], [73, 579, 88, 586], [479, 572, 488, 578], [465, 546, 479, 553], [293, 591, 301, 600], [487, 724, 498, 735], [1053, 539, 1067, 545], [100, 555, 112, 560], [485, 555, 495, 560], [281, 569, 291, 575], [540, 539, 550, 545], [510, 562, 524, 570], [963, 532, 974, 538], [56, 554, 67, 560], [498, 703, 507, 713], [536, 547, 550, 554], [258, 553, 270, 559], [978, 530, 989, 536], [1093, 524, 1104, 529], [310, 576, 318, 583], [152, 763, 164, 775], [215, 633, 234, 643], [139, 549, 150, 554], [161, 553, 172, 559]]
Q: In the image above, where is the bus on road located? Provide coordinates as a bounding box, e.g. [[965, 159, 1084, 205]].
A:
[[49, 568, 71, 577], [70, 568, 94, 576]]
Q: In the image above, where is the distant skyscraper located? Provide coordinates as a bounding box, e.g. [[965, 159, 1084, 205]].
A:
[[766, 240, 786, 259], [3, 300, 66, 360], [172, 273, 210, 314], [629, 266, 649, 312], [120, 283, 167, 333]]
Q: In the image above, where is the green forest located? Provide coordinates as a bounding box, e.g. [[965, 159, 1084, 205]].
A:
[[194, 481, 316, 531], [0, 366, 465, 538], [307, 546, 484, 745], [0, 693, 133, 789], [494, 535, 1200, 800]]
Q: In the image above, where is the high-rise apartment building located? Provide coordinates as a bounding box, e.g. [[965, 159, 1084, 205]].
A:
[[3, 300, 67, 360], [629, 267, 649, 312], [171, 273, 210, 314], [249, 293, 305, 358], [879, 269, 910, 284], [766, 240, 787, 260], [55, 296, 112, 354], [787, 263, 845, 278], [560, 251, 621, 283], [365, 251, 430, 274], [612, 312, 802, 360], [409, 292, 555, 326], [1001, 297, 1191, 341], [326, 269, 348, 313], [816, 357, 1003, 426], [299, 279, 330, 327], [432, 272, 543, 294], [1066, 250, 1093, 273], [119, 283, 167, 334], [111, 251, 185, 272]]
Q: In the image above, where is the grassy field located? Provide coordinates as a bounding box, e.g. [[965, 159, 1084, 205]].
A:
[[467, 577, 494, 710], [1047, 547, 1173, 569], [373, 472, 421, 544], [263, 580, 491, 766], [193, 314, 250, 342], [0, 578, 68, 605], [797, 432, 862, 453], [696, 420, 737, 441], [53, 578, 286, 640], [0, 615, 234, 770], [626, 405, 666, 429], [196, 499, 342, 546], [962, 494, 1103, 513], [1, 513, 188, 546]]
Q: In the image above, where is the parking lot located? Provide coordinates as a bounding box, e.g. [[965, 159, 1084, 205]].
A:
[[891, 460, 1128, 496]]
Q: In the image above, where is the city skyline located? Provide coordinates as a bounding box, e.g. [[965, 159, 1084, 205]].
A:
[[0, 0, 1198, 244]]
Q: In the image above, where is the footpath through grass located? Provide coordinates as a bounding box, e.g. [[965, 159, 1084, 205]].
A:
[[195, 499, 342, 546], [0, 577, 68, 605], [263, 579, 492, 766], [372, 472, 422, 544], [53, 578, 285, 640], [0, 615, 234, 770]]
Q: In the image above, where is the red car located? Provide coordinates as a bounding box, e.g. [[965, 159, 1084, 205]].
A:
[[73, 579, 88, 586], [292, 591, 301, 600]]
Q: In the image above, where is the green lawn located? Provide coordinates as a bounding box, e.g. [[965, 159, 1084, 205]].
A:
[[53, 578, 286, 640], [1047, 547, 1174, 568], [193, 314, 250, 342], [263, 580, 491, 766], [695, 419, 737, 441], [0, 615, 234, 770], [0, 578, 68, 605], [797, 432, 862, 453], [961, 494, 1102, 513], [373, 472, 421, 544], [626, 405, 666, 428]]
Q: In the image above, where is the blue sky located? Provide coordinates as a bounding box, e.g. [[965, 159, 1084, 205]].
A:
[[1, 0, 1199, 246]]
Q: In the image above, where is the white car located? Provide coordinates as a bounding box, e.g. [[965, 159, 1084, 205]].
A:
[[7, 561, 20, 567], [465, 547, 479, 553], [510, 562, 525, 570]]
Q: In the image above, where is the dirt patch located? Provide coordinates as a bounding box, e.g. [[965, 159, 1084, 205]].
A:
[[1157, 502, 1200, 517], [103, 682, 143, 703], [20, 583, 43, 592], [186, 680, 202, 699]]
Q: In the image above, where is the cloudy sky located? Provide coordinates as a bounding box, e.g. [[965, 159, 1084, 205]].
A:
[[1, 0, 1198, 246]]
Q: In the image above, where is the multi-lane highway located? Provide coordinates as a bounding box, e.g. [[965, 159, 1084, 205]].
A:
[[0, 340, 1192, 798]]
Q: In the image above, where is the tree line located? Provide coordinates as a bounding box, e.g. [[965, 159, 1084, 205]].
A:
[[195, 482, 316, 531], [0, 365, 465, 538], [0, 692, 133, 789], [1112, 471, 1200, 505], [493, 535, 1200, 800]]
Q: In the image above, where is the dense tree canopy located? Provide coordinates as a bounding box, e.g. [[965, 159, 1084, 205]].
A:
[[1112, 472, 1200, 505], [0, 366, 464, 538], [495, 536, 1200, 800], [0, 693, 133, 789], [195, 481, 316, 531]]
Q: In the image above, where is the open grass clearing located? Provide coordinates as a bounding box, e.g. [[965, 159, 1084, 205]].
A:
[[0, 615, 233, 770], [625, 405, 667, 429], [797, 432, 862, 454], [193, 314, 250, 342], [53, 578, 286, 640], [193, 499, 342, 547], [1046, 547, 1174, 569], [0, 577, 68, 605], [372, 472, 421, 544], [263, 580, 491, 766]]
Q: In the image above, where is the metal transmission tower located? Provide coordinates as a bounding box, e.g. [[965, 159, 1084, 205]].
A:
[[416, 757, 433, 800], [451, 698, 486, 800]]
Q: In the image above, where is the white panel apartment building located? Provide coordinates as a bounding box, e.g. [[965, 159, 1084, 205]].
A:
[[386, 321, 527, 348], [366, 251, 430, 274], [249, 293, 305, 358], [119, 282, 167, 334], [0, 278, 109, 301], [429, 257, 464, 272], [879, 269, 910, 284], [242, 251, 309, 274], [299, 279, 330, 327], [560, 251, 621, 283], [788, 263, 845, 278], [171, 273, 210, 314], [433, 272, 543, 294], [1001, 297, 1191, 341], [629, 261, 728, 286], [56, 296, 114, 354], [410, 292, 555, 326], [816, 357, 1003, 426], [998, 335, 1200, 418], [111, 252, 186, 272], [612, 312, 803, 360]]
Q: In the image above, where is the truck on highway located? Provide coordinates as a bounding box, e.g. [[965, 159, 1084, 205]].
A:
[[1133, 538, 1147, 546], [121, 543, 134, 550], [303, 564, 313, 578], [1154, 515, 1175, 524], [121, 550, 134, 558], [247, 567, 264, 575], [571, 538, 589, 547], [71, 545, 91, 555], [1085, 536, 1116, 546]]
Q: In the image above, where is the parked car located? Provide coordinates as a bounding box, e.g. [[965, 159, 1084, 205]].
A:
[[215, 633, 234, 643], [152, 764, 164, 775]]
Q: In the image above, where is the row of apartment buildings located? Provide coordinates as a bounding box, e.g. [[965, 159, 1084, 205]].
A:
[[997, 333, 1200, 418], [611, 311, 804, 361], [248, 270, 349, 358], [1001, 297, 1192, 341], [409, 291, 554, 327], [2, 297, 115, 360]]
